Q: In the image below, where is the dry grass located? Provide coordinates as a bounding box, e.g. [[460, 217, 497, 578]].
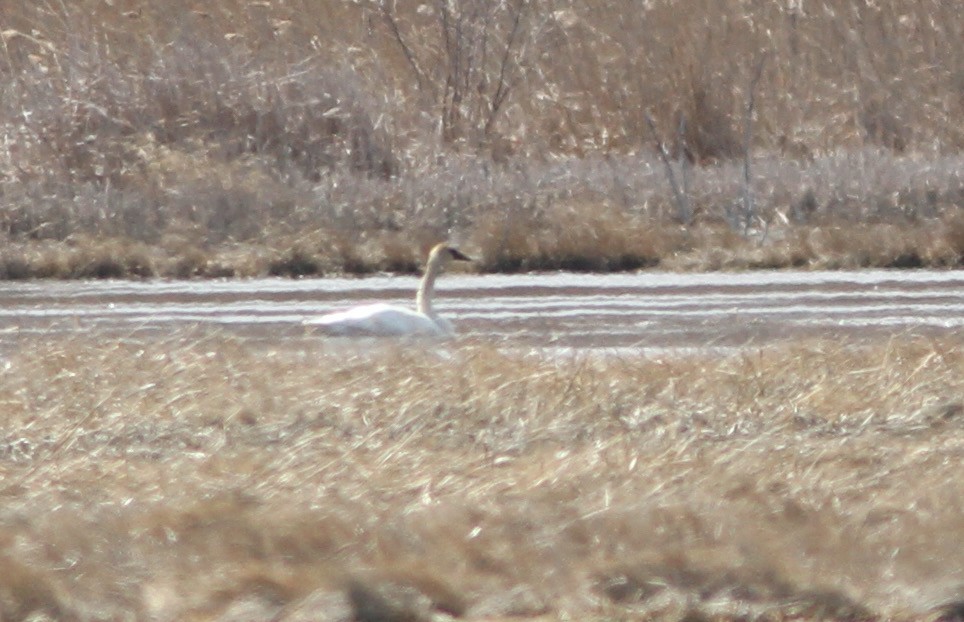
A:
[[0, 332, 962, 620], [0, 2, 962, 277]]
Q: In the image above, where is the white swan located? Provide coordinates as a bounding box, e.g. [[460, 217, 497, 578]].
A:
[[306, 243, 471, 337]]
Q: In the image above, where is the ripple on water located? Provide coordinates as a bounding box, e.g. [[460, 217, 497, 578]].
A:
[[0, 270, 960, 351]]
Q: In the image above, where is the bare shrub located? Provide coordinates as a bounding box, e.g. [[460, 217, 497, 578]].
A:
[[682, 77, 744, 164], [0, 1, 962, 275], [377, 0, 533, 149]]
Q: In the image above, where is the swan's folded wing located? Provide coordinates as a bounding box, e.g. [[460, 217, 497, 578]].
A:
[[306, 303, 447, 337]]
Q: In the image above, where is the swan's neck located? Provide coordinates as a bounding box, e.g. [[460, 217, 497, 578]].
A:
[[416, 256, 442, 317]]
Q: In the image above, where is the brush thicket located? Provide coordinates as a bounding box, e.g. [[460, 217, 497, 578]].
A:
[[0, 1, 962, 277]]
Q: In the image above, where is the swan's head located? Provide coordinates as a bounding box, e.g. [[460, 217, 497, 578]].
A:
[[428, 243, 472, 266]]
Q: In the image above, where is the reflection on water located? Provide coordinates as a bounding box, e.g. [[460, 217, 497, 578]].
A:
[[0, 270, 961, 351]]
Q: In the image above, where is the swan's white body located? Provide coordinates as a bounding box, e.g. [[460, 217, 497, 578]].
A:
[[306, 244, 469, 337], [308, 302, 454, 337]]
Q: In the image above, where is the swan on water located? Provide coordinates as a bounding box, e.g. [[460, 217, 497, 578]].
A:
[[306, 243, 471, 337]]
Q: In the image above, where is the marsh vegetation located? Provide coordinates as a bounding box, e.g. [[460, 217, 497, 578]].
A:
[[1, 2, 962, 619], [0, 1, 962, 278], [0, 332, 964, 620], [0, 334, 961, 620]]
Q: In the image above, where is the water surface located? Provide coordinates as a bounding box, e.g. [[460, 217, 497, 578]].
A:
[[0, 270, 961, 351]]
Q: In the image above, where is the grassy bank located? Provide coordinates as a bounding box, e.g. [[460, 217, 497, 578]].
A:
[[0, 334, 962, 620], [0, 162, 961, 279], [0, 2, 962, 277]]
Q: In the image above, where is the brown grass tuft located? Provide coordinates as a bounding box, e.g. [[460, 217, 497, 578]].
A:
[[0, 332, 961, 619], [942, 211, 964, 264], [0, 555, 65, 622], [472, 203, 672, 273]]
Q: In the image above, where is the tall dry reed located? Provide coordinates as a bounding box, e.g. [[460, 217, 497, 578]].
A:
[[0, 1, 961, 276]]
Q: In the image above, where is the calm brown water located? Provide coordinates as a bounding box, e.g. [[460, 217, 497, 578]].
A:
[[0, 270, 962, 352]]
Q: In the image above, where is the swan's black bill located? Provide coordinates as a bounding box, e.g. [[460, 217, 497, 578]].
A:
[[448, 248, 472, 261]]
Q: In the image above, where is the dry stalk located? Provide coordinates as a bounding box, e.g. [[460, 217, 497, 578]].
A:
[[644, 110, 691, 225], [739, 52, 768, 236]]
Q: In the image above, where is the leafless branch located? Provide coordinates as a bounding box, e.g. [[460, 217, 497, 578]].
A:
[[740, 52, 767, 234], [484, 0, 525, 136], [676, 113, 691, 219], [644, 110, 691, 225], [380, 0, 426, 92]]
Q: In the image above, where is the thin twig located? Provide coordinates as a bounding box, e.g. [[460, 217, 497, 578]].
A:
[[644, 110, 691, 225], [741, 52, 768, 235], [484, 0, 526, 136], [380, 0, 426, 92], [676, 113, 692, 222]]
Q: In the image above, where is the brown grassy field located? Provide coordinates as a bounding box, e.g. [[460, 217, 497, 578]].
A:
[[1, 1, 963, 277], [0, 332, 962, 621]]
